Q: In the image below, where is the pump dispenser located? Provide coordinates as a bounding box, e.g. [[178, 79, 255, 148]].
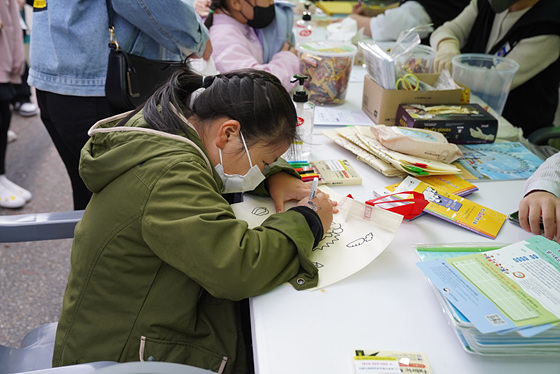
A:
[[284, 74, 315, 161], [295, 3, 314, 45]]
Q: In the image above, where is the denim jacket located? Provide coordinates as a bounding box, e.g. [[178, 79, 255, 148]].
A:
[[28, 0, 209, 97]]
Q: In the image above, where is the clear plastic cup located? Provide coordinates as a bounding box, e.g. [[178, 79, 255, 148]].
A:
[[451, 53, 519, 116], [297, 41, 358, 106]]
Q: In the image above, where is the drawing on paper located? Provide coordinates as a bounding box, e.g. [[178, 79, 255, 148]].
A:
[[230, 189, 403, 291], [314, 222, 343, 251], [251, 207, 269, 216], [347, 232, 374, 247]]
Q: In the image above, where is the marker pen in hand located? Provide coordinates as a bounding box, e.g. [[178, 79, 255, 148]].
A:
[[308, 177, 319, 202]]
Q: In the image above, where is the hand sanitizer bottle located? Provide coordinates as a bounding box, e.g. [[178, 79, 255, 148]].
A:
[[294, 3, 313, 45], [284, 75, 315, 160]]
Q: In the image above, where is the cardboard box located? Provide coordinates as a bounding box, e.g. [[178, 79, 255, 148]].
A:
[[396, 103, 498, 144], [361, 73, 465, 125]]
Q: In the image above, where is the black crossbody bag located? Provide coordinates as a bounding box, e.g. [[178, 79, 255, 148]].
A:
[[104, 0, 186, 111]]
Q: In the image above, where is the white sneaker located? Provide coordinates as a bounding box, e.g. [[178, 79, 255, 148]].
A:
[[14, 102, 39, 117], [0, 187, 26, 208], [8, 130, 17, 143], [0, 175, 32, 202]]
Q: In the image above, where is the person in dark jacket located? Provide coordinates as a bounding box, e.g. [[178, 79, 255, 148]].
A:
[[431, 0, 560, 137]]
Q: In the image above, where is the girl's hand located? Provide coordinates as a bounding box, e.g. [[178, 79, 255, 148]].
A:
[[297, 190, 337, 236], [268, 172, 311, 213]]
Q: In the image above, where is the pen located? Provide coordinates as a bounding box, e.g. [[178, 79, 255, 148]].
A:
[[308, 177, 318, 201]]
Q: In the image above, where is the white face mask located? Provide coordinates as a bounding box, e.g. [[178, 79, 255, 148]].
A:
[[215, 132, 266, 194]]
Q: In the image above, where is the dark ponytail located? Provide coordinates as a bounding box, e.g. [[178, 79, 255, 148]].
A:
[[204, 0, 222, 29], [142, 65, 297, 148]]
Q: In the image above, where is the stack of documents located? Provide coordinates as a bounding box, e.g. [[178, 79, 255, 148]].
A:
[[323, 126, 461, 177], [416, 237, 560, 356]]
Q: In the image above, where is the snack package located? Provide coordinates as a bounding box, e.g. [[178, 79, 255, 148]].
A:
[[369, 125, 463, 163]]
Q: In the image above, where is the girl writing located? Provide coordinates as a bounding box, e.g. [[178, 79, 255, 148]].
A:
[[52, 67, 335, 373]]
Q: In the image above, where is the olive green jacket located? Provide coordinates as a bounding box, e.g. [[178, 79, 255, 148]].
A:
[[52, 111, 319, 373]]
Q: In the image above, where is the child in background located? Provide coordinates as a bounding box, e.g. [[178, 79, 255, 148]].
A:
[[205, 0, 299, 91], [52, 67, 336, 373], [0, 0, 32, 208], [519, 152, 560, 243]]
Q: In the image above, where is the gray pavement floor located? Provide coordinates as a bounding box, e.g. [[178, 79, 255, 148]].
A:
[[0, 98, 73, 348]]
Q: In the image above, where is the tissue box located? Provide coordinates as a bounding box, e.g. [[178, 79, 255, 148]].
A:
[[396, 103, 498, 144], [361, 73, 464, 125]]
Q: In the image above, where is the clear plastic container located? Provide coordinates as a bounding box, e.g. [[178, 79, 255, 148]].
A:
[[452, 53, 519, 116], [297, 41, 358, 106]]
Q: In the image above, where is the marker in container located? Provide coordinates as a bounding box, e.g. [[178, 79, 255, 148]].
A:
[[308, 177, 319, 201]]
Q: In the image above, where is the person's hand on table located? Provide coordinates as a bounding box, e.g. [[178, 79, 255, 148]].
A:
[[352, 4, 390, 17], [280, 42, 297, 56], [348, 14, 372, 36], [518, 190, 560, 243], [434, 39, 460, 73]]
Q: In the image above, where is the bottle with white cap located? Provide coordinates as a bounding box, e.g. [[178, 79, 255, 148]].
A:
[[284, 74, 315, 160], [294, 3, 314, 45]]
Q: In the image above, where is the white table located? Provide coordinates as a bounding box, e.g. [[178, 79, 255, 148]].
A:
[[250, 71, 559, 373]]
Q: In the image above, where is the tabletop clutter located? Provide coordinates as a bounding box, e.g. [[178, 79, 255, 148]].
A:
[[283, 16, 560, 358]]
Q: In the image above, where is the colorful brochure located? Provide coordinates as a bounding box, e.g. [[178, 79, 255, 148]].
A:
[[395, 176, 505, 238], [382, 174, 478, 197]]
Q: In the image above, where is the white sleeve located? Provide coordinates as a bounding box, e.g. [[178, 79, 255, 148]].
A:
[[369, 1, 432, 41], [523, 152, 560, 198], [430, 0, 477, 49]]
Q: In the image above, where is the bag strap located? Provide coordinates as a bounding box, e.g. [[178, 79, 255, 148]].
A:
[[106, 0, 114, 30], [105, 0, 119, 50]]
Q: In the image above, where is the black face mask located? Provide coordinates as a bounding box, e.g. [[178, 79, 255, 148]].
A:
[[488, 0, 519, 13], [241, 1, 276, 29]]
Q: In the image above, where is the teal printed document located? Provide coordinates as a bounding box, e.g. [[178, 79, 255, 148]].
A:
[[417, 236, 560, 334]]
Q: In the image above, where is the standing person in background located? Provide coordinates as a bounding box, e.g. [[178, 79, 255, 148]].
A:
[[349, 0, 470, 42], [11, 0, 38, 118], [205, 0, 299, 91], [519, 152, 560, 244], [28, 1, 211, 210], [430, 0, 560, 138], [0, 0, 32, 208]]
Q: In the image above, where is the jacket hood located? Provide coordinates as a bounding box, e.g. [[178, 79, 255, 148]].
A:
[[80, 110, 214, 193]]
